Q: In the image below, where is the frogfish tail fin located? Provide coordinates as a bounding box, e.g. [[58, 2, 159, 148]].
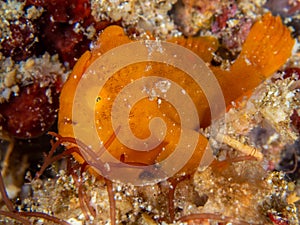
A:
[[232, 12, 295, 78]]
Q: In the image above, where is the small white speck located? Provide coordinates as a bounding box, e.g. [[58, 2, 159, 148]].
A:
[[104, 163, 110, 172]]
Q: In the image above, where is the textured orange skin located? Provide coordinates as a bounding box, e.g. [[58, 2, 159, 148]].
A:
[[58, 13, 294, 177]]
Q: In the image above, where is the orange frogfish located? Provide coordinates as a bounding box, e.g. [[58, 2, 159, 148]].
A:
[[58, 13, 294, 181]]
